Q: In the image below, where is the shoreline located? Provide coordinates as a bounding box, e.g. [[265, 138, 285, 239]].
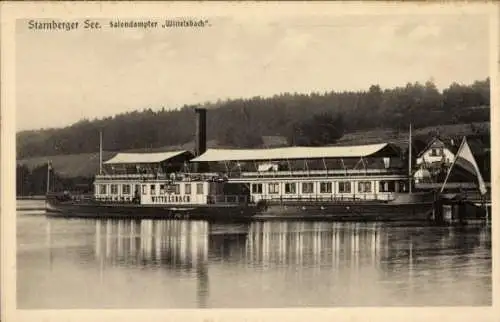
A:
[[17, 195, 45, 200]]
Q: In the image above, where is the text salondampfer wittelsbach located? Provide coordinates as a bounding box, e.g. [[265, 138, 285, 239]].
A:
[[27, 18, 211, 31]]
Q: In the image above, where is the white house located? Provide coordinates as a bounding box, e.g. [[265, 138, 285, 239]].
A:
[[415, 137, 456, 166]]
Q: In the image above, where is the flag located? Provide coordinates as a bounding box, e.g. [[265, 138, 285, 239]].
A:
[[442, 137, 487, 195], [47, 161, 52, 171]]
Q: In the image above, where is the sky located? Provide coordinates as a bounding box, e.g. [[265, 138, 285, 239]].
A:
[[15, 9, 491, 131]]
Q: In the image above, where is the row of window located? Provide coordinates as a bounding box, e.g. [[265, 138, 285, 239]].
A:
[[251, 180, 401, 195], [98, 183, 205, 195]]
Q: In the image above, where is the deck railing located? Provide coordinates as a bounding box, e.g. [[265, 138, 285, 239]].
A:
[[95, 172, 222, 182], [64, 193, 250, 205], [254, 193, 394, 203], [236, 168, 404, 178], [95, 174, 157, 180], [95, 169, 405, 182], [415, 182, 492, 190]]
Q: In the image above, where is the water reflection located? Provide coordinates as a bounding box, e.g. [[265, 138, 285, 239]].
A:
[[38, 218, 491, 307], [91, 219, 211, 306], [93, 220, 201, 266], [245, 222, 384, 267]]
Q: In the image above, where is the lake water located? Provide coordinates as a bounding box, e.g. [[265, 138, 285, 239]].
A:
[[16, 200, 492, 309]]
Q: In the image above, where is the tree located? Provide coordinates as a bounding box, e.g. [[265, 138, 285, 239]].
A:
[[17, 78, 490, 159], [16, 164, 32, 196], [219, 124, 263, 148], [289, 113, 345, 146]]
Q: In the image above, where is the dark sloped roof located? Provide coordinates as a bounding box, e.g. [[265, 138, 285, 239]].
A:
[[416, 135, 487, 158]]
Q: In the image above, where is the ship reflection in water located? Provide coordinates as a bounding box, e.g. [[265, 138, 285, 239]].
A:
[[94, 219, 211, 308], [17, 215, 491, 308]]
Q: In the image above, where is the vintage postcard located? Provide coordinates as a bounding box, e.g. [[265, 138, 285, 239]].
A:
[[1, 1, 498, 322]]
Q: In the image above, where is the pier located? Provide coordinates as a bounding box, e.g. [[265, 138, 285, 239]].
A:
[[432, 193, 491, 225]]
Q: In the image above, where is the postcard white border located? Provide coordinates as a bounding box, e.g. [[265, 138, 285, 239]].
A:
[[1, 1, 499, 322]]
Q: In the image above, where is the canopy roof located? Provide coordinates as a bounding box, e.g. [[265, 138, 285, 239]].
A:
[[104, 150, 191, 165], [191, 143, 399, 162]]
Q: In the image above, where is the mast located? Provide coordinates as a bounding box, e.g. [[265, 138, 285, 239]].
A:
[[46, 160, 51, 195], [408, 123, 412, 193], [99, 130, 103, 175]]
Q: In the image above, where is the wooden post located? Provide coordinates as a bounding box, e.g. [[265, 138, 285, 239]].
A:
[[443, 204, 452, 224], [46, 161, 51, 195], [409, 123, 412, 193], [458, 201, 466, 224], [99, 130, 103, 175]]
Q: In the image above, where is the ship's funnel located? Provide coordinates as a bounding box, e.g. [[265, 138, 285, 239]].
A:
[[195, 108, 207, 156], [194, 108, 208, 172]]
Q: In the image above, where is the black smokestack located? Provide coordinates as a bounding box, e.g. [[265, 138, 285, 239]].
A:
[[194, 108, 207, 173], [195, 108, 207, 156]]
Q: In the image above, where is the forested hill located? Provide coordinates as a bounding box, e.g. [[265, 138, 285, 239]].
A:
[[17, 79, 490, 159]]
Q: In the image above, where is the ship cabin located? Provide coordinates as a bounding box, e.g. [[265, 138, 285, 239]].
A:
[[93, 150, 250, 206], [190, 143, 411, 204]]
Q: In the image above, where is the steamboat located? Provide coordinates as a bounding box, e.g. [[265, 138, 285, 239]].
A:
[[45, 108, 440, 222]]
